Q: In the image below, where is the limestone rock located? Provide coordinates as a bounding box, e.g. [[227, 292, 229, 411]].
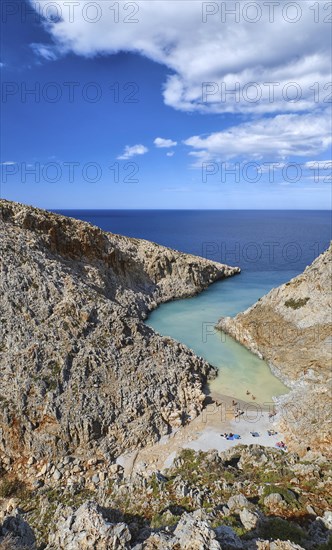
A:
[[217, 244, 332, 456], [46, 501, 131, 549], [227, 494, 250, 512], [0, 199, 239, 470], [173, 513, 221, 549], [0, 510, 36, 549], [239, 508, 260, 530], [142, 512, 221, 549]]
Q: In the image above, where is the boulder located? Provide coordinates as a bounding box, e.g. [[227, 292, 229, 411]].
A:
[[239, 508, 261, 530], [227, 494, 250, 512], [263, 493, 284, 508], [46, 501, 131, 549], [172, 513, 221, 550]]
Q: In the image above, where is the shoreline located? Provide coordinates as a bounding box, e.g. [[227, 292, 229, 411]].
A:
[[213, 323, 294, 394], [117, 392, 284, 477]]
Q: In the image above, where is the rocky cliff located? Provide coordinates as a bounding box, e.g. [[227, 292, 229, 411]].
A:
[[217, 244, 332, 456], [0, 199, 240, 471], [1, 201, 331, 549]]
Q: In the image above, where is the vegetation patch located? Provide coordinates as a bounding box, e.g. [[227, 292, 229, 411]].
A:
[[284, 297, 310, 309], [258, 517, 305, 544], [261, 484, 298, 506], [0, 477, 28, 500]]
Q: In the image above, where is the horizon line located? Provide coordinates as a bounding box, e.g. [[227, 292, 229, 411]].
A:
[[50, 208, 332, 212]]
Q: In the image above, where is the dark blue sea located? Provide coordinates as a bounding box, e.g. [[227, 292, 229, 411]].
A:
[[56, 209, 331, 401], [56, 210, 331, 273]]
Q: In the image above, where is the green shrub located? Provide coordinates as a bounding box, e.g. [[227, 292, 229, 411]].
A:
[[284, 297, 309, 309], [261, 485, 297, 506], [0, 477, 27, 499], [259, 517, 305, 544]]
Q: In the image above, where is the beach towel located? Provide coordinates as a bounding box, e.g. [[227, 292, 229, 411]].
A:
[[226, 434, 241, 440]]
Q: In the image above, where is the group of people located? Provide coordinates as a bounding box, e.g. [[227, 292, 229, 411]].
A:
[[224, 392, 287, 451]]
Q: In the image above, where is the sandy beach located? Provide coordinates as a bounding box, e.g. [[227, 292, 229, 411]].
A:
[[117, 393, 283, 476]]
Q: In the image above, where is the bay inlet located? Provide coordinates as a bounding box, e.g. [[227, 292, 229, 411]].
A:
[[146, 270, 292, 404]]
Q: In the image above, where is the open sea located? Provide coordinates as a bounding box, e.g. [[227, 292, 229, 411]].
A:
[[57, 210, 331, 403]]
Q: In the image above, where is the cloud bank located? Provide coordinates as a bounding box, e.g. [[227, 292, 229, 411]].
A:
[[184, 112, 332, 163], [29, 0, 331, 166], [30, 0, 331, 115]]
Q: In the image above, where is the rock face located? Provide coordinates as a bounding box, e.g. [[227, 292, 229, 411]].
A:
[[217, 244, 332, 456], [0, 200, 239, 469]]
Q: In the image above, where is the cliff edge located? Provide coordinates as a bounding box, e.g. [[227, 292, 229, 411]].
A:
[[0, 200, 239, 470], [217, 244, 332, 456]]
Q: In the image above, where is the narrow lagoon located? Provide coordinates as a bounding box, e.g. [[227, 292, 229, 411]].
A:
[[146, 271, 294, 403]]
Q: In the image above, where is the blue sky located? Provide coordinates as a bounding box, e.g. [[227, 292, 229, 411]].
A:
[[1, 0, 331, 209]]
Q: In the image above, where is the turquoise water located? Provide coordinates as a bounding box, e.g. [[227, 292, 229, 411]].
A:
[[147, 271, 294, 404], [59, 210, 330, 402]]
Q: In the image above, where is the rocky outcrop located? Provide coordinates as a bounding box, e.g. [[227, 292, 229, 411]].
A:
[[47, 502, 131, 549], [0, 200, 239, 471], [217, 244, 332, 456], [1, 446, 331, 549]]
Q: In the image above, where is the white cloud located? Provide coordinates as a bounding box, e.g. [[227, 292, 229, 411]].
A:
[[154, 137, 177, 148], [184, 112, 332, 164], [0, 161, 16, 166], [29, 0, 331, 114], [166, 151, 175, 157], [117, 144, 148, 160], [31, 43, 60, 61]]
